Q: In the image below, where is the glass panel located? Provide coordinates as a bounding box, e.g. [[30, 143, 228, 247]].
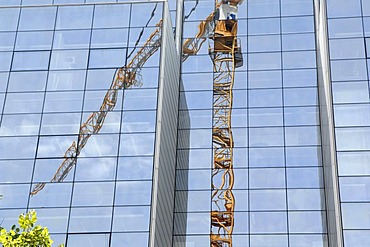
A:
[[336, 127, 370, 151], [288, 189, 325, 210], [0, 184, 29, 208], [33, 158, 74, 182], [36, 208, 69, 234], [37, 135, 77, 158], [344, 230, 370, 247], [79, 134, 119, 157], [282, 33, 315, 51], [175, 169, 211, 190], [111, 233, 148, 247], [249, 147, 285, 167], [250, 235, 288, 247], [112, 206, 150, 232], [4, 92, 44, 114], [47, 70, 86, 91], [334, 104, 370, 127], [56, 5, 93, 30], [119, 133, 155, 156], [281, 0, 313, 16], [8, 71, 47, 92], [248, 70, 282, 89], [248, 18, 280, 35], [29, 183, 72, 208], [248, 52, 281, 70], [249, 168, 285, 189], [44, 91, 84, 113], [177, 129, 212, 149], [50, 50, 89, 70], [282, 16, 314, 33], [328, 18, 363, 38], [179, 110, 212, 129], [289, 211, 327, 233], [15, 31, 53, 51], [130, 3, 162, 28], [284, 87, 318, 106], [250, 212, 287, 233], [0, 73, 9, 92], [249, 108, 283, 127], [93, 4, 130, 28], [331, 59, 368, 81], [67, 234, 110, 247], [121, 110, 156, 133], [177, 149, 211, 170], [75, 157, 117, 182], [91, 28, 128, 49], [249, 89, 282, 107], [0, 52, 13, 71], [89, 48, 126, 69], [283, 51, 316, 69], [174, 212, 210, 234], [340, 177, 370, 202], [69, 207, 112, 233], [72, 182, 114, 206], [0, 160, 33, 183], [249, 127, 284, 147], [40, 112, 81, 135], [53, 30, 90, 50], [247, 0, 280, 18], [327, 0, 362, 18], [250, 189, 286, 211], [115, 181, 152, 206], [330, 38, 365, 59], [0, 32, 16, 51], [338, 152, 370, 176], [12, 51, 50, 71], [342, 203, 370, 229], [124, 89, 158, 110], [18, 7, 56, 31], [290, 235, 328, 247], [286, 146, 322, 167], [285, 126, 320, 146], [175, 190, 210, 212], [283, 69, 317, 88], [117, 156, 153, 180], [0, 113, 41, 136], [248, 34, 280, 52], [287, 167, 324, 189], [0, 8, 19, 31], [332, 81, 369, 104], [285, 106, 319, 126]]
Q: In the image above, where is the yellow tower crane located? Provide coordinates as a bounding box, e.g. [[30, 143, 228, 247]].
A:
[[31, 1, 244, 246]]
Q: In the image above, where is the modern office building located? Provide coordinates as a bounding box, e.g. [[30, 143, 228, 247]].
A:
[[0, 0, 369, 247]]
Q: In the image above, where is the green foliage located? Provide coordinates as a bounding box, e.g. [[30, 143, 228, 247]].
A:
[[0, 210, 64, 247]]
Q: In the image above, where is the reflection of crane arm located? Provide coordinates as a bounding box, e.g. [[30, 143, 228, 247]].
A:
[[30, 21, 163, 195]]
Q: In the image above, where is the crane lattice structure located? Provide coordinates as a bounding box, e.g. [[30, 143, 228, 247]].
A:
[[30, 1, 244, 246]]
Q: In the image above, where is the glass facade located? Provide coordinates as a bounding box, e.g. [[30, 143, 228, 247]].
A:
[[0, 0, 369, 247], [326, 0, 370, 246], [0, 1, 163, 246], [174, 0, 328, 246]]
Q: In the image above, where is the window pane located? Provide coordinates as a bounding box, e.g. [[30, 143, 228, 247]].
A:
[[12, 51, 50, 71], [0, 113, 41, 136], [56, 6, 93, 30], [282, 33, 315, 51], [344, 230, 370, 247], [283, 51, 316, 69], [69, 207, 112, 233], [0, 8, 19, 31], [67, 234, 110, 247], [285, 126, 321, 146], [4, 92, 44, 114], [282, 16, 314, 33], [0, 32, 16, 51], [249, 168, 285, 189], [18, 7, 56, 31], [93, 4, 130, 28], [250, 212, 287, 233], [115, 181, 152, 206], [331, 59, 368, 81], [91, 28, 128, 48], [50, 50, 89, 70], [248, 52, 281, 70], [327, 0, 362, 18], [334, 104, 370, 127], [0, 160, 33, 183], [287, 167, 323, 189], [248, 18, 280, 35], [338, 151, 370, 176], [53, 30, 90, 50], [113, 206, 150, 232], [0, 52, 13, 71], [248, 0, 280, 18], [336, 127, 370, 151], [249, 147, 285, 167], [250, 189, 286, 211], [284, 88, 318, 106], [249, 108, 283, 127], [330, 38, 365, 59], [340, 177, 370, 202], [47, 70, 86, 91], [75, 157, 117, 182], [117, 156, 153, 180], [72, 182, 114, 206], [342, 203, 370, 229], [15, 31, 53, 51], [332, 81, 369, 104], [8, 71, 47, 92], [288, 189, 325, 210], [89, 48, 126, 69], [120, 133, 155, 156], [289, 211, 327, 233], [328, 18, 363, 38], [249, 89, 282, 107]]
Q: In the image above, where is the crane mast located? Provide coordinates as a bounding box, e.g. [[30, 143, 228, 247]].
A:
[[210, 1, 243, 246]]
